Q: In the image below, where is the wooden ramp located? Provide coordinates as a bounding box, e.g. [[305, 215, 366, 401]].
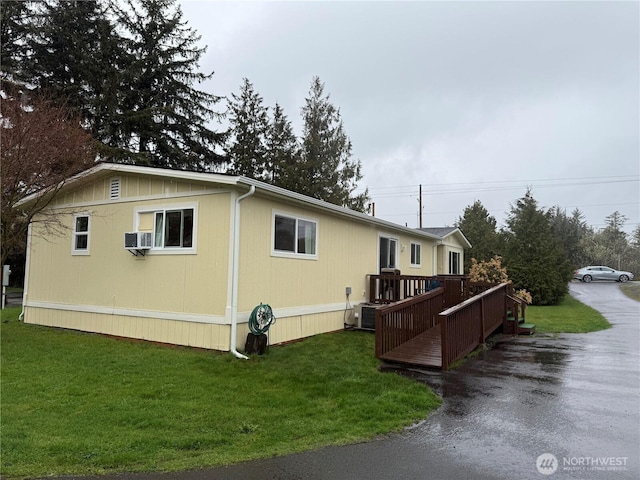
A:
[[379, 325, 442, 368]]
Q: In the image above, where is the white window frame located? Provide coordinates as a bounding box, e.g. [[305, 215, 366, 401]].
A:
[[410, 242, 422, 267], [133, 202, 198, 255], [378, 234, 399, 271], [271, 211, 318, 260], [72, 213, 91, 255], [449, 251, 461, 275]]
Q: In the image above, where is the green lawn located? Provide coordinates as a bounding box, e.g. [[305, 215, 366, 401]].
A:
[[620, 282, 640, 302], [0, 307, 440, 478], [526, 294, 611, 333]]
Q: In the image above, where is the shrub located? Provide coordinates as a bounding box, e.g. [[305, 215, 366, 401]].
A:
[[469, 256, 532, 303]]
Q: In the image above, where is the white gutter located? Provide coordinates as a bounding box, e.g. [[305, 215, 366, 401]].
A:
[[229, 185, 255, 359]]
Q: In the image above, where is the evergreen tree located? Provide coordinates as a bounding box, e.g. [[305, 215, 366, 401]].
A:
[[631, 225, 640, 249], [115, 0, 226, 170], [455, 200, 499, 272], [0, 0, 31, 80], [299, 76, 369, 212], [266, 102, 300, 187], [548, 206, 589, 269], [18, 1, 122, 133], [226, 78, 269, 180], [502, 190, 572, 305], [6, 0, 225, 169]]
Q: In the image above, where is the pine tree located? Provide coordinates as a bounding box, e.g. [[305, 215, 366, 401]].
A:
[[548, 206, 589, 269], [502, 190, 572, 305], [266, 102, 300, 187], [19, 1, 121, 129], [114, 0, 226, 171], [226, 78, 269, 180], [299, 76, 369, 212], [455, 200, 499, 272], [10, 0, 131, 160], [0, 0, 31, 80]]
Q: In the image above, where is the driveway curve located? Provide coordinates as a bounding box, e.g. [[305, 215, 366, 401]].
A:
[[53, 283, 639, 480]]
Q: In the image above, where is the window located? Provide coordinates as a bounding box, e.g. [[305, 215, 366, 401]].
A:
[[410, 242, 421, 267], [154, 208, 193, 248], [379, 235, 398, 270], [449, 251, 461, 275], [134, 203, 197, 254], [72, 214, 90, 255], [273, 213, 317, 257]]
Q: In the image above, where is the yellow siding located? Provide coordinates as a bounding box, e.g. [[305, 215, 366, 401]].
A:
[[26, 175, 232, 319], [234, 310, 344, 349], [23, 306, 230, 350], [236, 196, 435, 312], [24, 171, 440, 353]]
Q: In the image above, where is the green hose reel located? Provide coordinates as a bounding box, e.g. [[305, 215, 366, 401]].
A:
[[248, 303, 276, 335]]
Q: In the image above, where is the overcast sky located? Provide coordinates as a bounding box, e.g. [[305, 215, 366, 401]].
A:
[[179, 0, 639, 234]]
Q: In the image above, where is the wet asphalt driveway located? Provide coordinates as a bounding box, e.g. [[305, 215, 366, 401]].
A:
[[56, 282, 639, 480]]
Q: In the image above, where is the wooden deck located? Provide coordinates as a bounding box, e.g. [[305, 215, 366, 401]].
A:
[[373, 277, 532, 370], [379, 325, 442, 368]]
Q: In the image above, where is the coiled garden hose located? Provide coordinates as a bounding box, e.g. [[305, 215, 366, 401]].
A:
[[248, 303, 276, 335]]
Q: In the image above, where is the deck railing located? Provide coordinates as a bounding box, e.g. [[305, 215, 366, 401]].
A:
[[439, 283, 509, 370], [368, 274, 442, 304], [374, 287, 445, 359], [368, 274, 472, 305]]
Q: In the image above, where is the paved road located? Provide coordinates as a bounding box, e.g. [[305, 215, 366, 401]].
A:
[[53, 282, 639, 480]]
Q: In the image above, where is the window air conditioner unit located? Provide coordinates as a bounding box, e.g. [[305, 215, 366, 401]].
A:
[[124, 232, 153, 250], [354, 303, 378, 330]]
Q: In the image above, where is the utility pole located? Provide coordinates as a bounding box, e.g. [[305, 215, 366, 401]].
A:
[[419, 184, 423, 229]]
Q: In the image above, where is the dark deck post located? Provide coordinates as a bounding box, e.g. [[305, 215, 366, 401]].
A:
[[479, 296, 485, 343], [440, 312, 448, 371]]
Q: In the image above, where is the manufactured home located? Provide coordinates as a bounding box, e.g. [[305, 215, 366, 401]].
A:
[[18, 163, 469, 355]]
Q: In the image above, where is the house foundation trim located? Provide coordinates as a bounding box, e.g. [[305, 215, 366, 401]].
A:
[[24, 301, 228, 325], [24, 301, 352, 326]]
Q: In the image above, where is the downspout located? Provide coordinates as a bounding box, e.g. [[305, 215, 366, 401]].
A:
[[230, 185, 255, 359], [18, 223, 32, 321]]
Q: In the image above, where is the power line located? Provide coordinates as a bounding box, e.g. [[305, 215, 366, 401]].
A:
[[378, 202, 640, 217], [361, 174, 638, 193], [367, 178, 639, 199]]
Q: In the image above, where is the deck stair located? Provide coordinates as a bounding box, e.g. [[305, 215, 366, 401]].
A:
[[507, 307, 536, 335]]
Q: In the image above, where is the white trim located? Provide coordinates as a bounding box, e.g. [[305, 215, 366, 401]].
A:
[[24, 300, 349, 325], [268, 302, 347, 320], [45, 189, 226, 211], [17, 163, 442, 242], [133, 201, 198, 255], [18, 223, 33, 320], [225, 191, 237, 325], [71, 213, 91, 256], [271, 210, 319, 260], [377, 232, 399, 271], [448, 250, 462, 275], [25, 301, 228, 325], [410, 241, 422, 268]]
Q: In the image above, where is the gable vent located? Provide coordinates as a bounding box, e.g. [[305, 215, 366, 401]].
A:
[[109, 177, 121, 199]]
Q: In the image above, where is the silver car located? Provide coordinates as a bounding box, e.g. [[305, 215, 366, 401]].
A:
[[573, 266, 634, 283]]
